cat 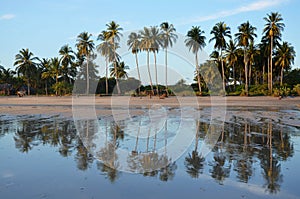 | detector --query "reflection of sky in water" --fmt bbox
[0,109,300,199]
